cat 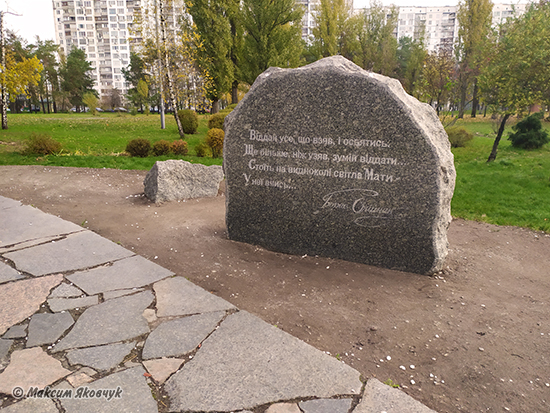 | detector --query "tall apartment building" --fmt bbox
[355,2,530,53]
[52,0,142,101]
[394,5,459,52]
[299,0,355,41]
